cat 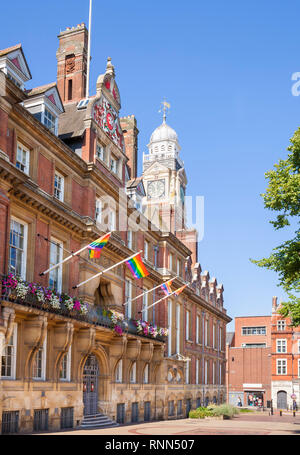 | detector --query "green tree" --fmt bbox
[250,127,300,325]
